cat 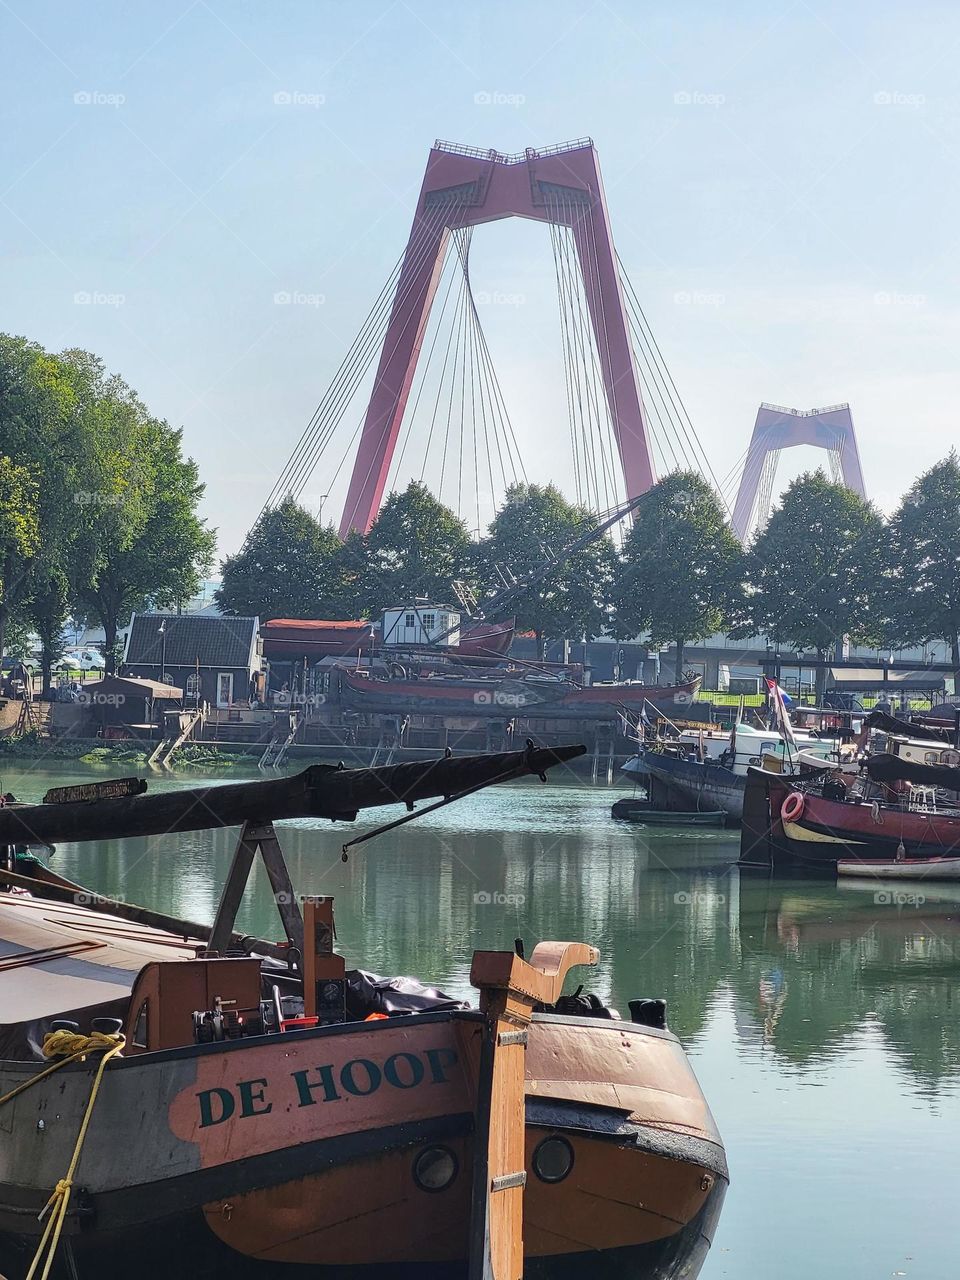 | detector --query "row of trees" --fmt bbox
[218,455,960,692]
[6,328,957,695]
[217,480,615,649]
[0,335,214,682]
